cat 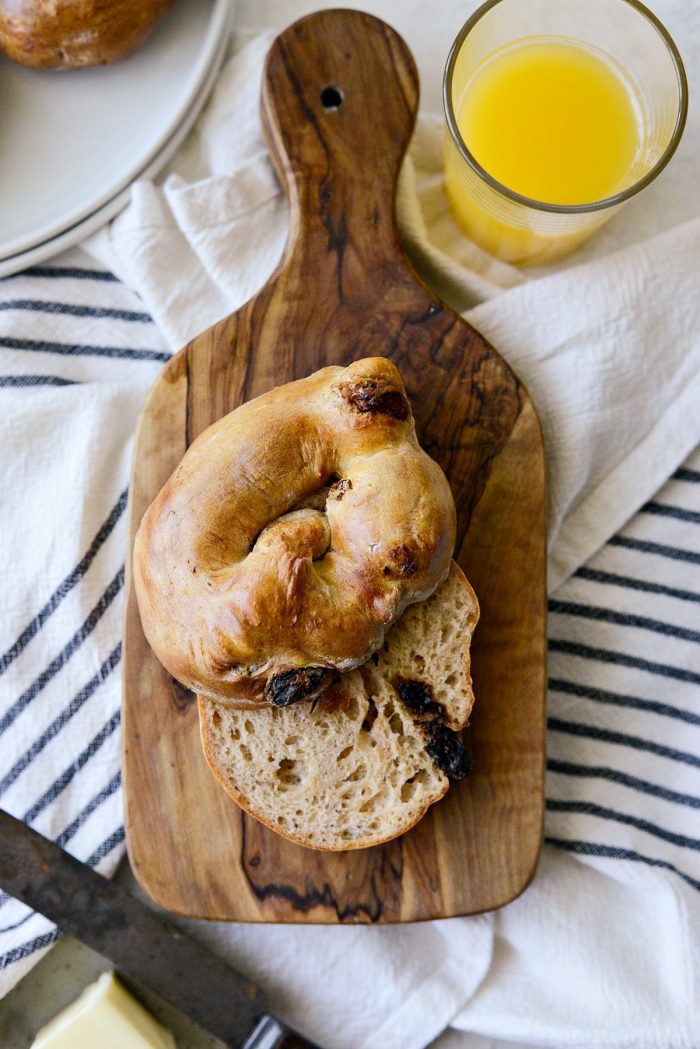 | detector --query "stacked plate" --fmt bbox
[0,0,233,277]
